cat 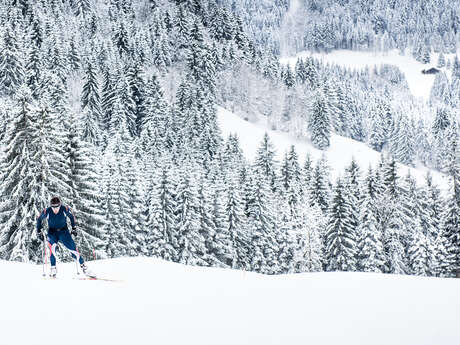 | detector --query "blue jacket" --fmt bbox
[36,206,76,232]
